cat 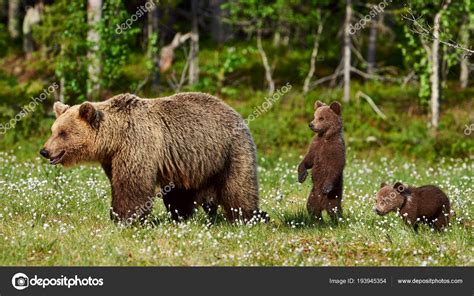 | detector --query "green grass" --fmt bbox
[0,148,472,266]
